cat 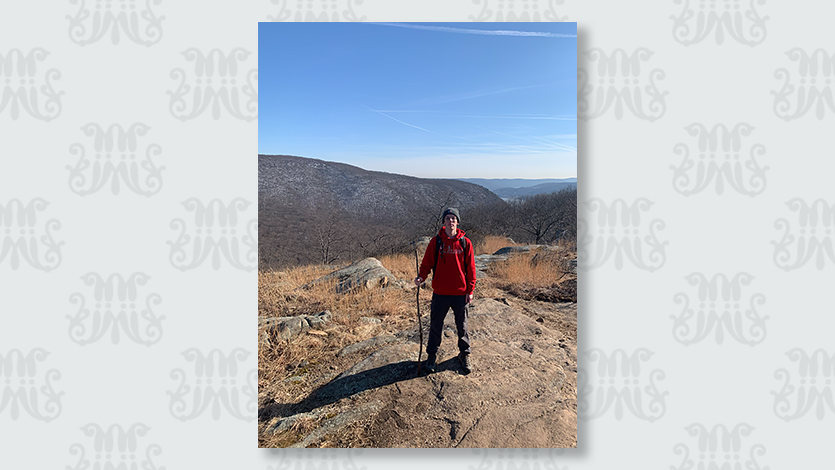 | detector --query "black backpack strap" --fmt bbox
[432,234,442,274]
[460,237,469,278]
[433,235,471,280]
